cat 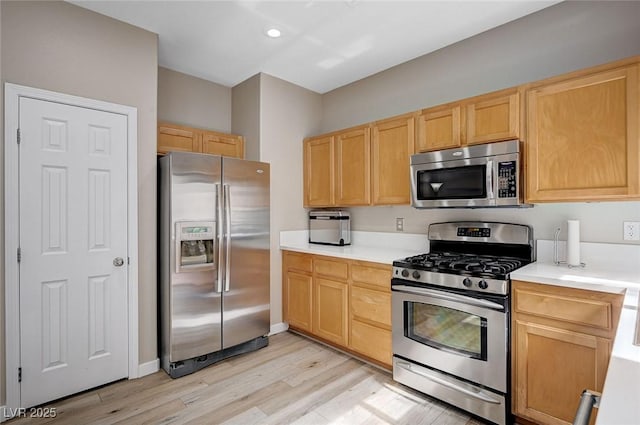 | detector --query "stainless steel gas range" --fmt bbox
[391,222,534,425]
